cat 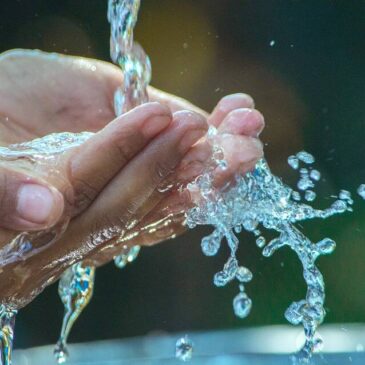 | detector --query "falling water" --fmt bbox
[0,306,16,365]
[54,0,150,362]
[0,1,363,364]
[54,264,95,364]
